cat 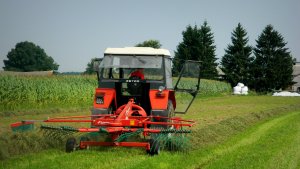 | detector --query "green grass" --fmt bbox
[1,96,300,169]
[2,111,300,169]
[191,111,300,169]
[1,75,300,168]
